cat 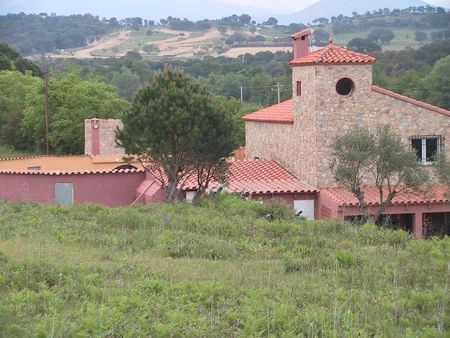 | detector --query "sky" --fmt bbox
[0,0,448,19]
